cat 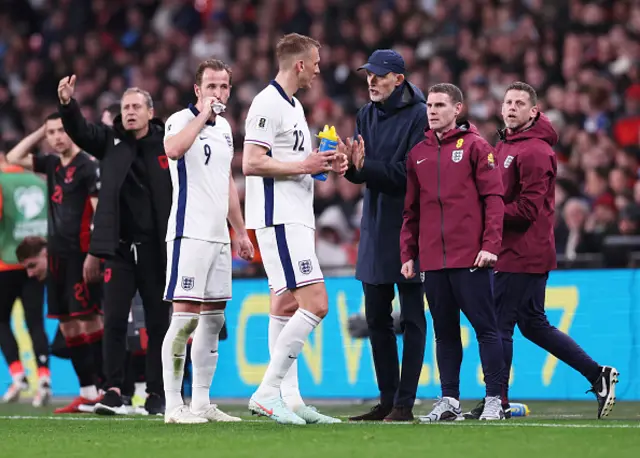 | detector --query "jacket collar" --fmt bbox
[375,81,407,114]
